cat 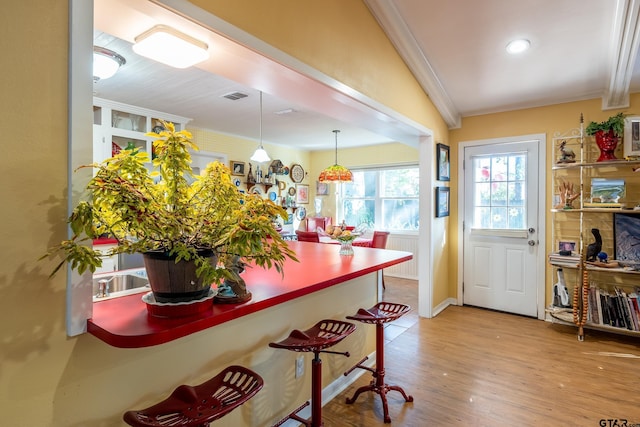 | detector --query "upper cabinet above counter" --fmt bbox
[92,98,191,165]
